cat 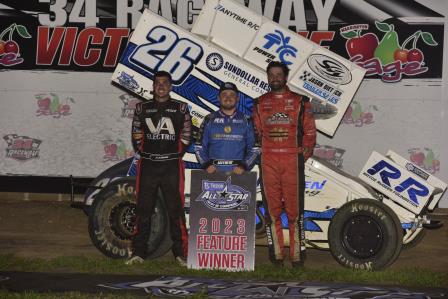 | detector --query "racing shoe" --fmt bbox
[291,251,307,269]
[175,256,187,267]
[125,255,145,265]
